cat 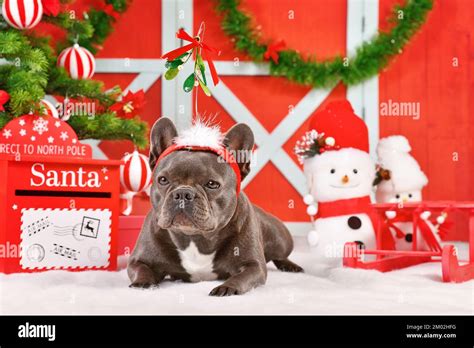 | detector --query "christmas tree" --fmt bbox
[0,0,148,148]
